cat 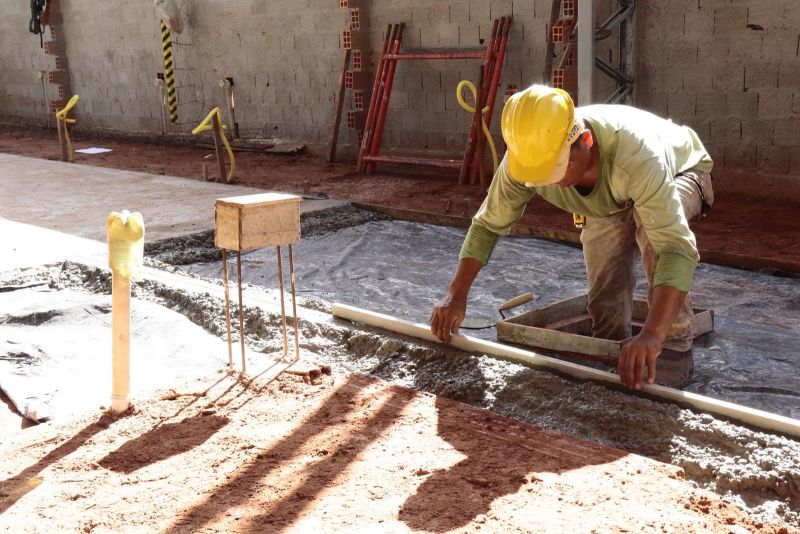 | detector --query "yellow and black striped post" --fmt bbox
[160,20,178,123]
